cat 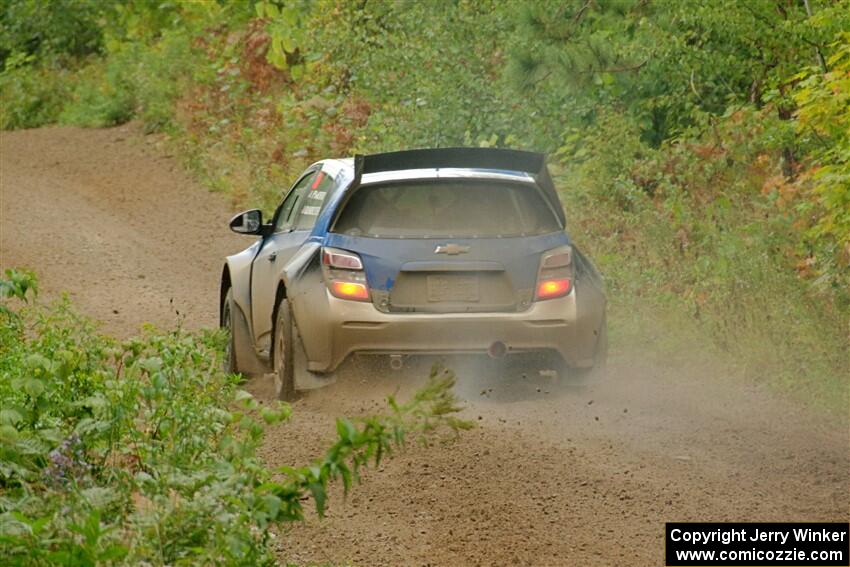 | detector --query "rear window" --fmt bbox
[332,181,560,238]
